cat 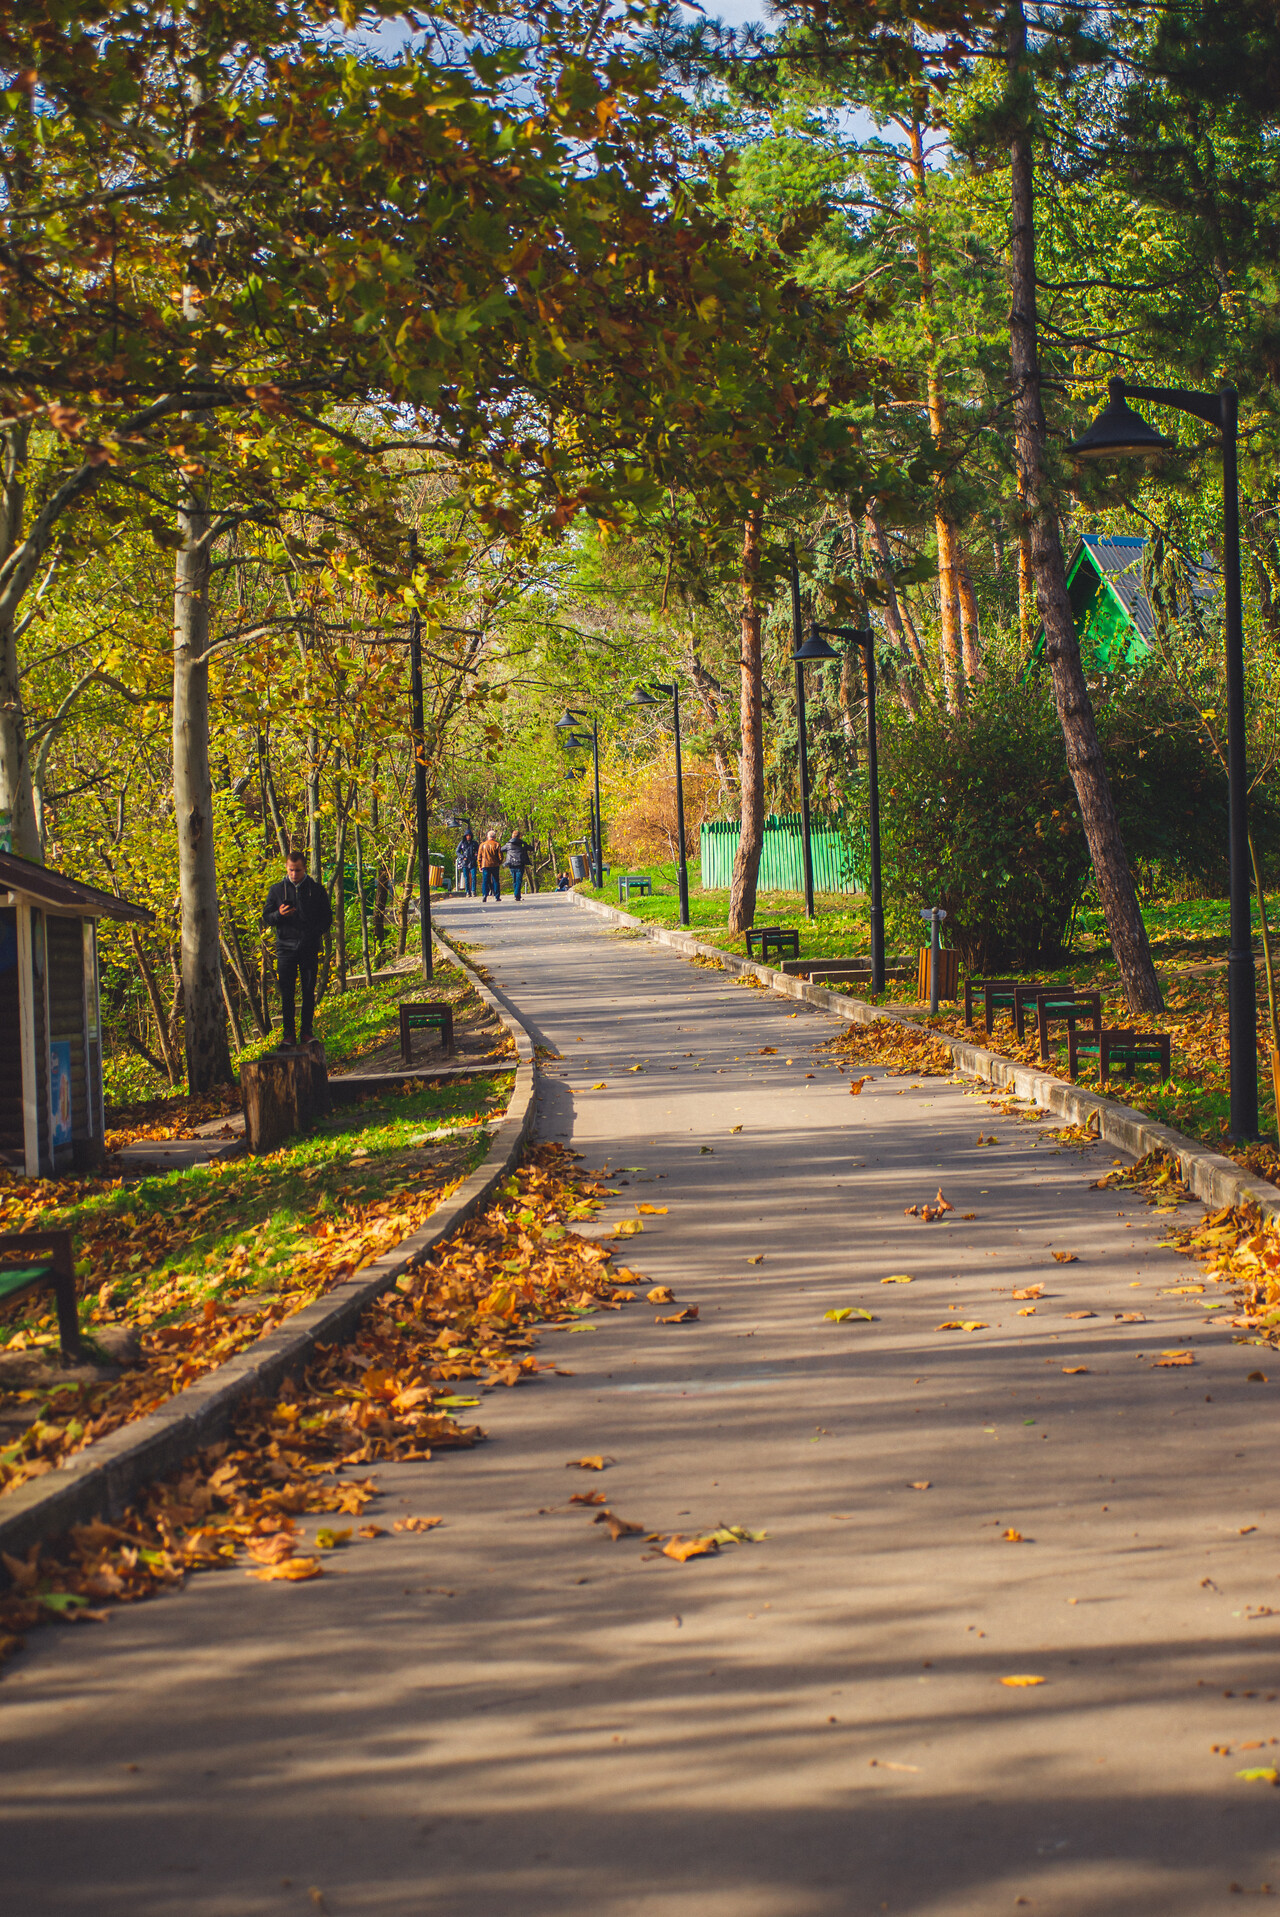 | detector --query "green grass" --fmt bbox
[2,1074,511,1339]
